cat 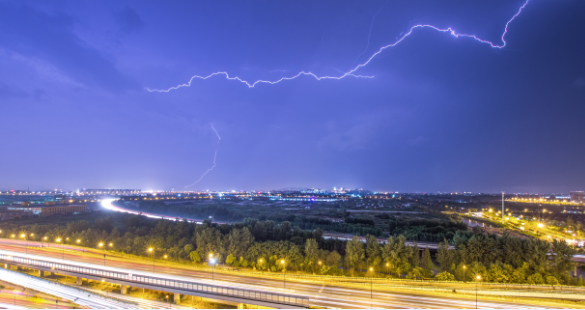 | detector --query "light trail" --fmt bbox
[185,125,221,188]
[146,0,530,92]
[100,198,208,223]
[0,247,563,309]
[0,268,131,309]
